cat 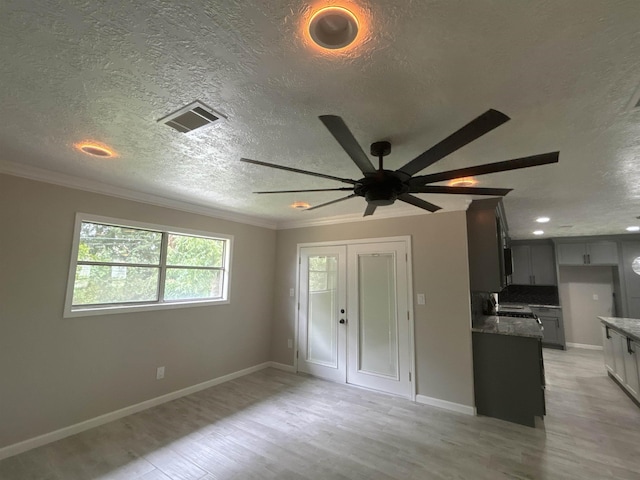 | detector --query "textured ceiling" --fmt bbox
[1,0,640,238]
